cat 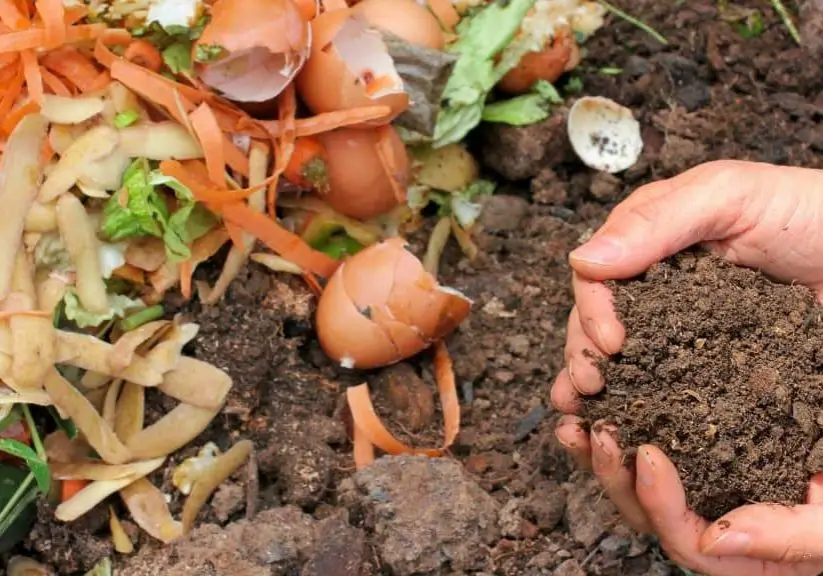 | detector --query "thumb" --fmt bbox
[700,502,823,562]
[569,161,764,280]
